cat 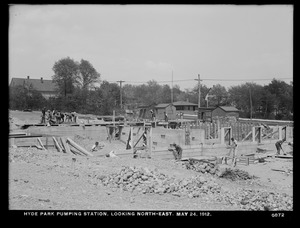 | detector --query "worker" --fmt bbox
[223,137,238,167]
[41,107,46,124]
[91,142,99,152]
[164,112,168,122]
[150,110,155,121]
[169,143,182,161]
[275,139,286,155]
